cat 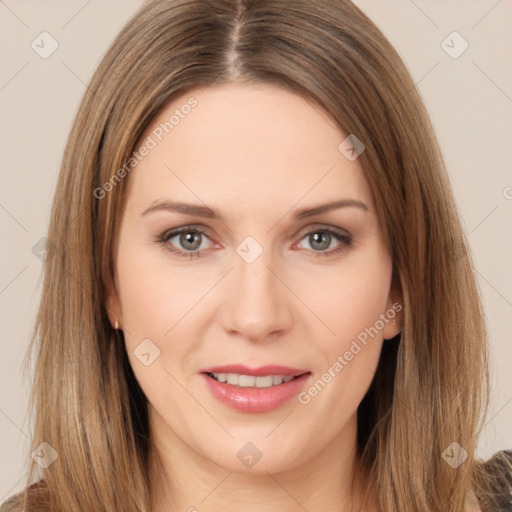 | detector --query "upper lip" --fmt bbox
[200,364,310,377]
